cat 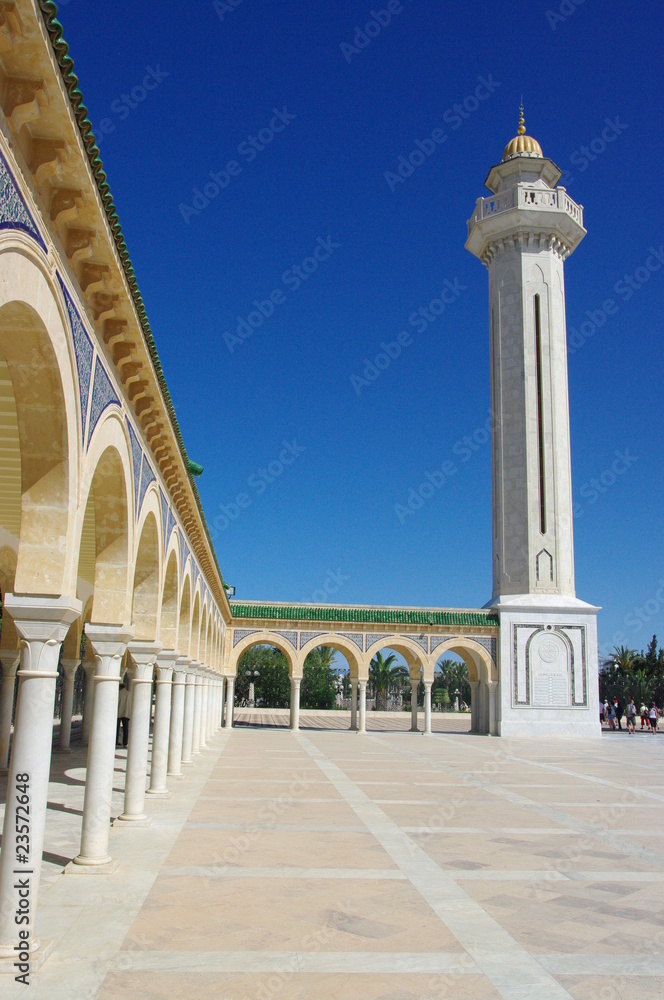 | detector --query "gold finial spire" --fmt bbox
[502,102,543,161]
